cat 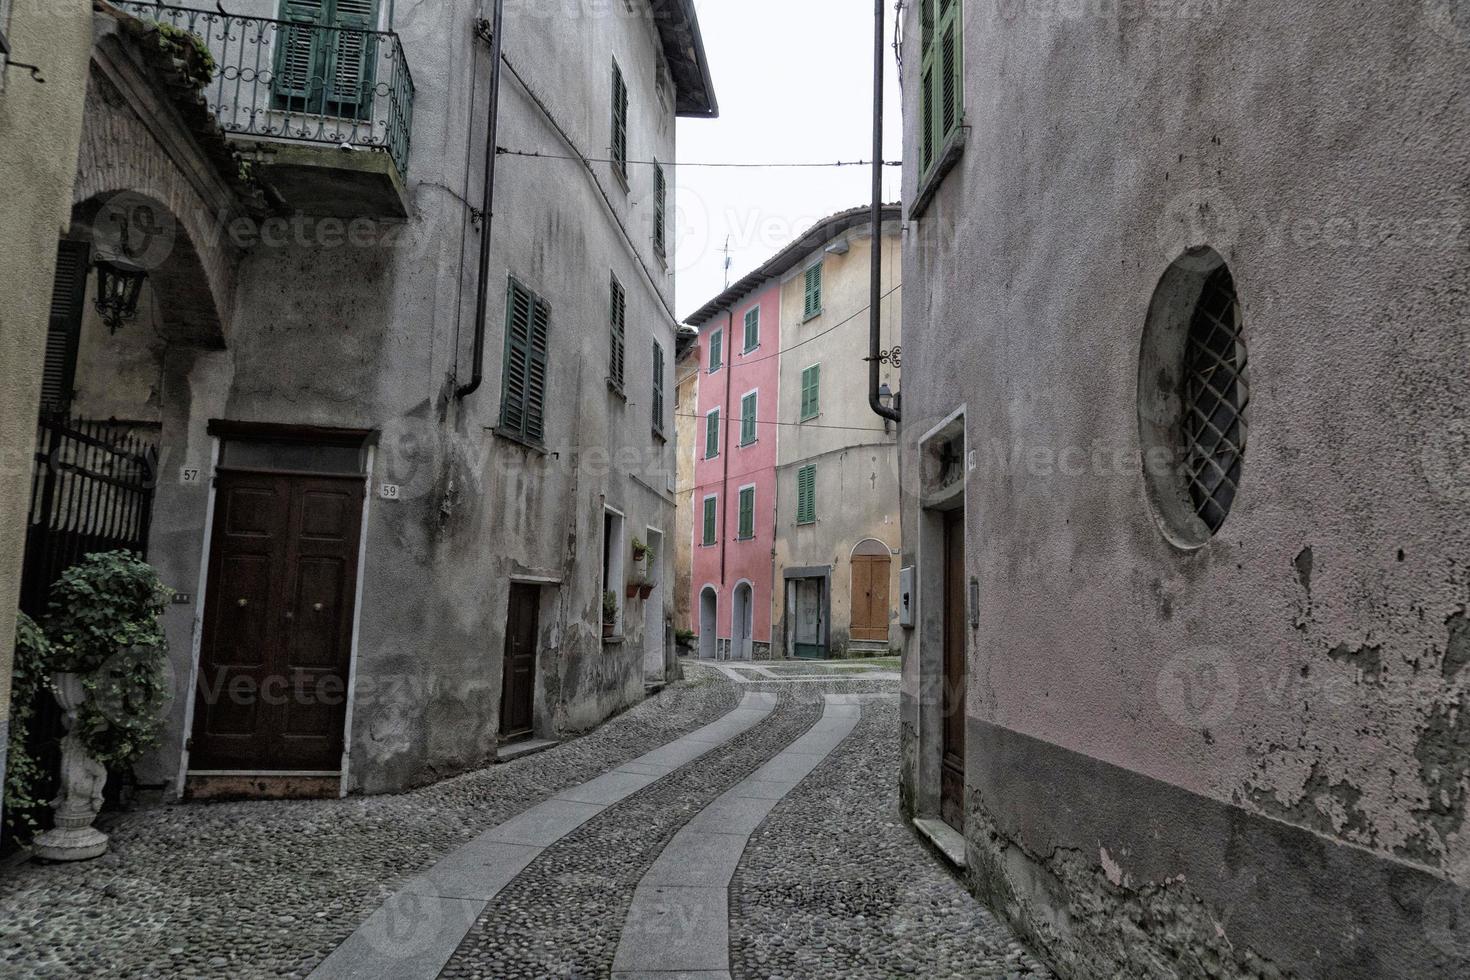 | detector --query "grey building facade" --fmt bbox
[19,0,714,800]
[896,2,1469,978]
